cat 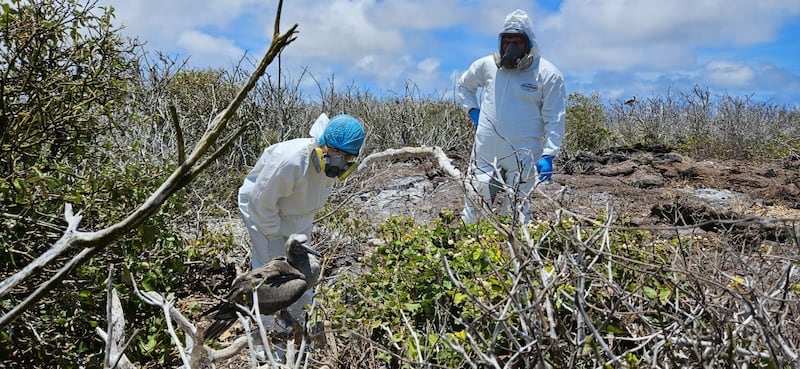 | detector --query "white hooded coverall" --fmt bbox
[238,133,335,322]
[457,9,567,223]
